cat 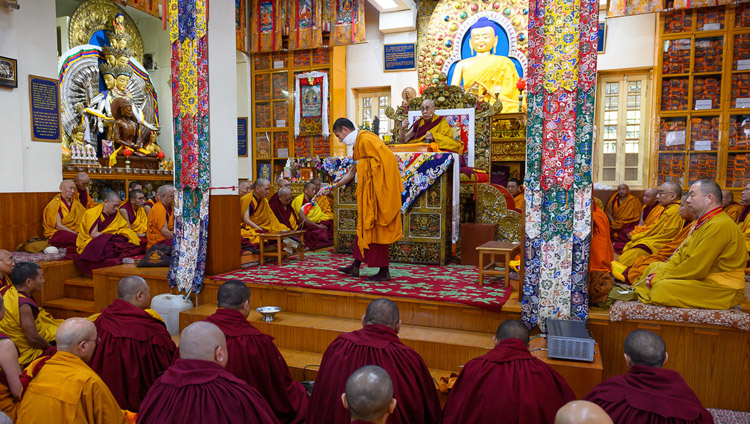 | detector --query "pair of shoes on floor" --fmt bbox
[282,246,294,255]
[338,265,360,277]
[365,271,391,282]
